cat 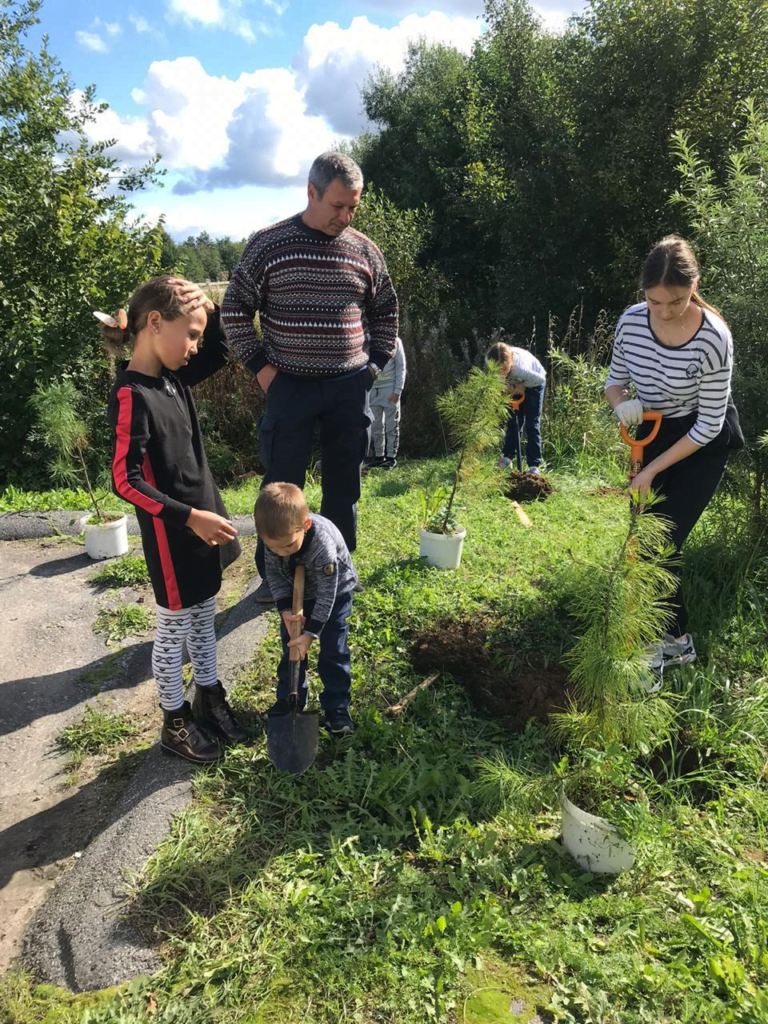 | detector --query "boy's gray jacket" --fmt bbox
[375,336,406,393]
[264,514,358,635]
